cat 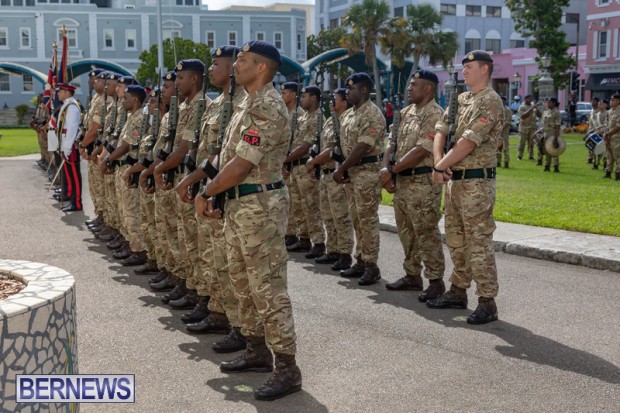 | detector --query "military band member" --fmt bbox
[334,73,386,286]
[517,95,540,161]
[200,40,301,401]
[541,97,561,173]
[430,50,502,325]
[380,70,446,301]
[283,85,326,258]
[585,97,601,168]
[604,94,620,180]
[55,83,82,212]
[305,88,354,270]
